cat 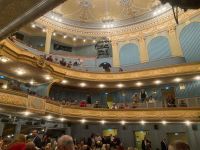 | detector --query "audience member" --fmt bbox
[161,138,168,150]
[57,135,74,150]
[32,130,42,149]
[142,136,151,150]
[140,89,148,103]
